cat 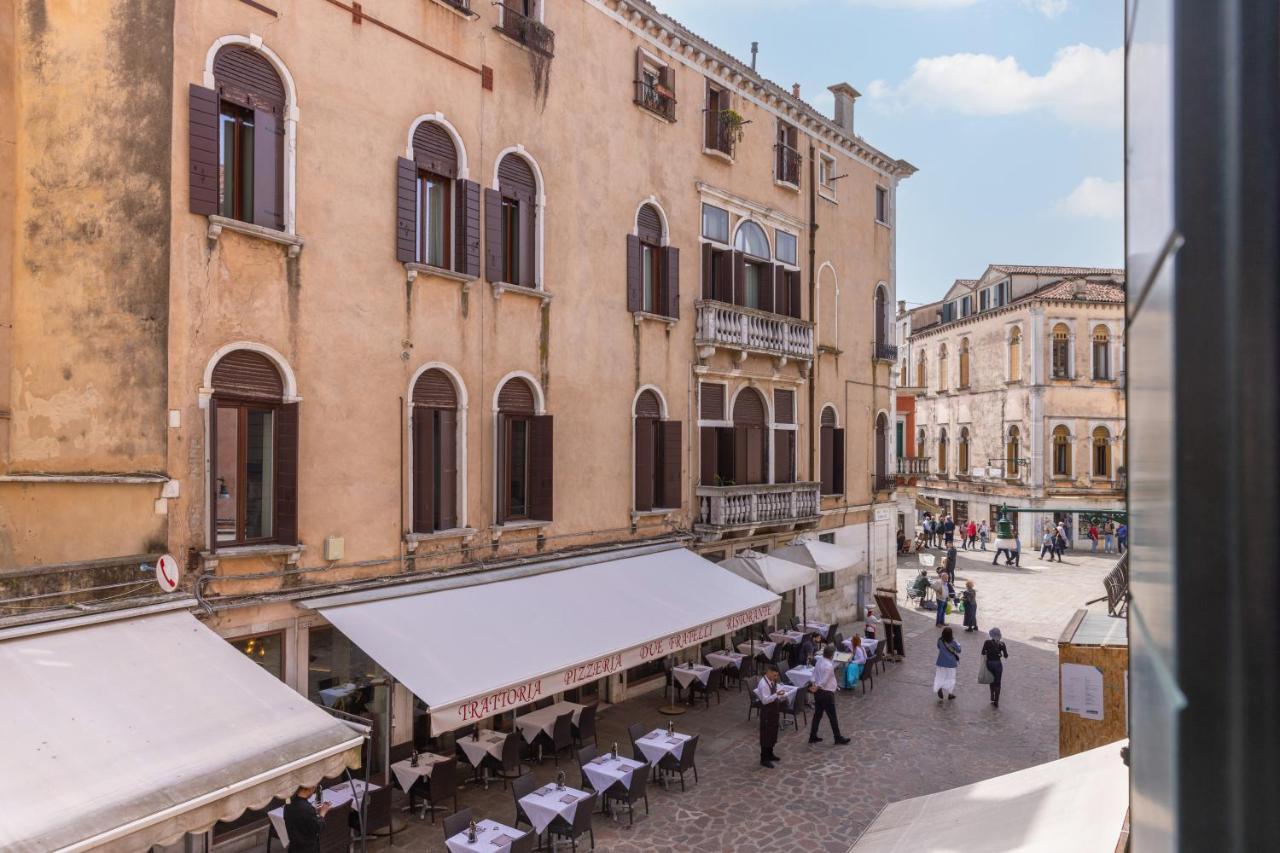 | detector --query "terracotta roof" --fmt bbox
[1035,279,1127,303]
[989,264,1125,276]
